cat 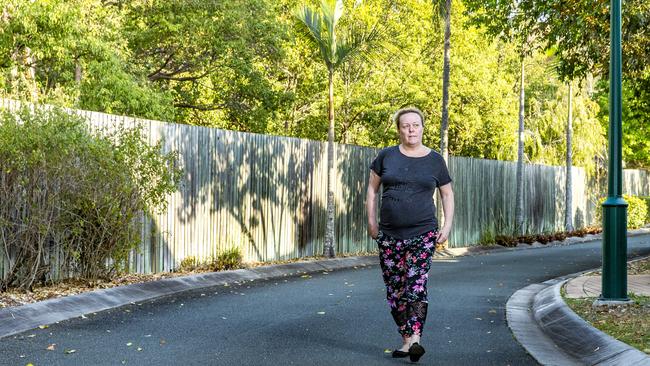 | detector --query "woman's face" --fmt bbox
[398,112,424,146]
